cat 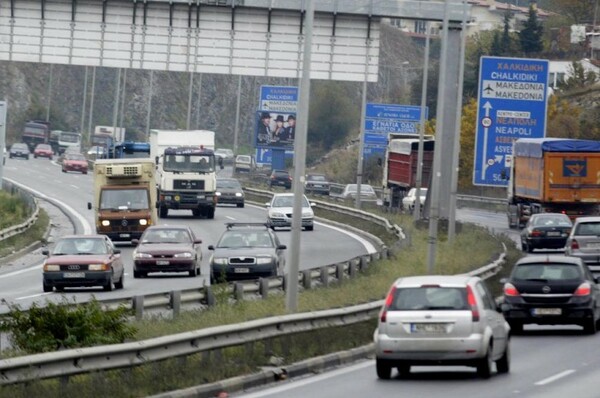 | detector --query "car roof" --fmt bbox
[60,235,107,240]
[573,216,600,224]
[391,274,476,288]
[515,255,583,266]
[144,225,191,231]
